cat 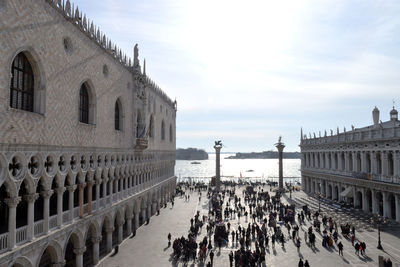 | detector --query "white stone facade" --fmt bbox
[0,0,177,266]
[300,107,400,223]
